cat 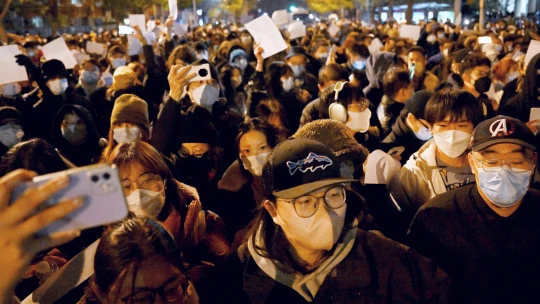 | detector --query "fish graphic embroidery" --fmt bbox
[286,152,333,175]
